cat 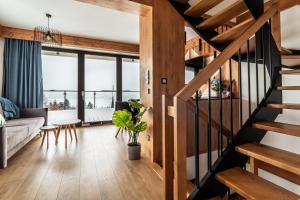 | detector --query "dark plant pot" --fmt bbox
[128,143,141,160]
